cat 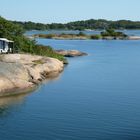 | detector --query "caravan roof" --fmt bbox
[0,38,14,43]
